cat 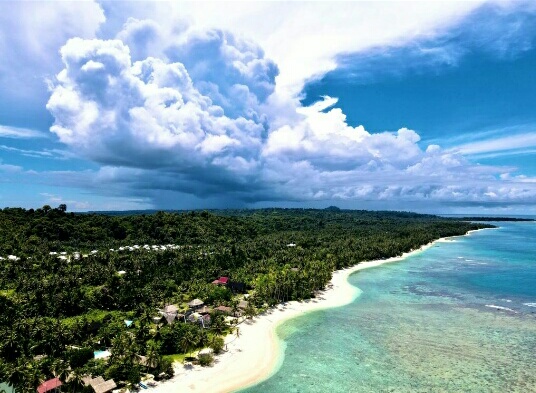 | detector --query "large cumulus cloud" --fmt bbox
[45,26,536,208]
